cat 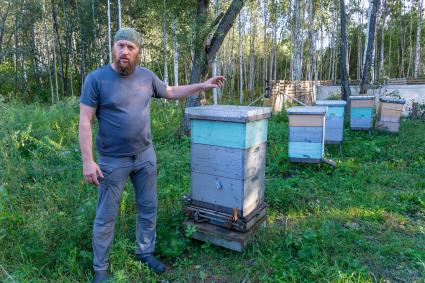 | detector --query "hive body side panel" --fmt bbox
[191,120,247,149]
[191,172,244,211]
[288,115,324,127]
[381,102,403,111]
[326,107,345,117]
[289,126,323,143]
[191,144,244,179]
[288,142,323,159]
[351,99,374,108]
[245,119,268,148]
